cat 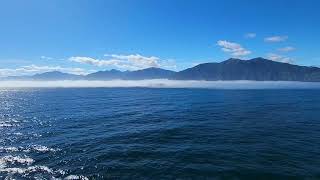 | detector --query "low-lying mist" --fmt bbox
[0,80,320,89]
